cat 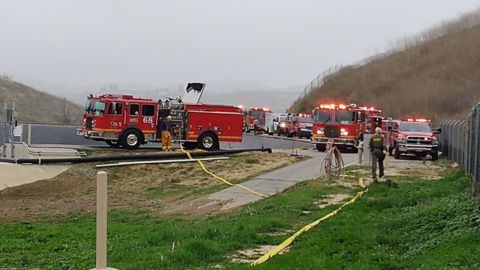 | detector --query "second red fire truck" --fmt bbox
[244,107,272,133]
[311,103,383,151]
[77,83,244,150]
